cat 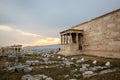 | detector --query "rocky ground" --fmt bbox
[0,53,120,80]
